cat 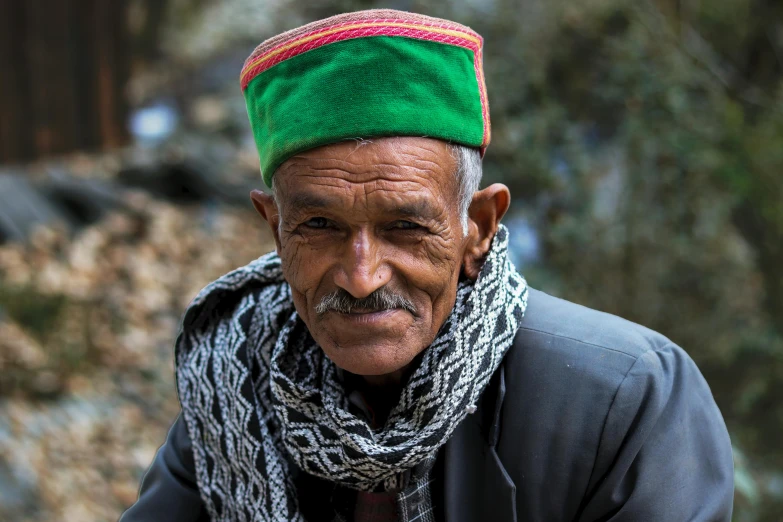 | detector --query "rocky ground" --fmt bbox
[0,172,272,521]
